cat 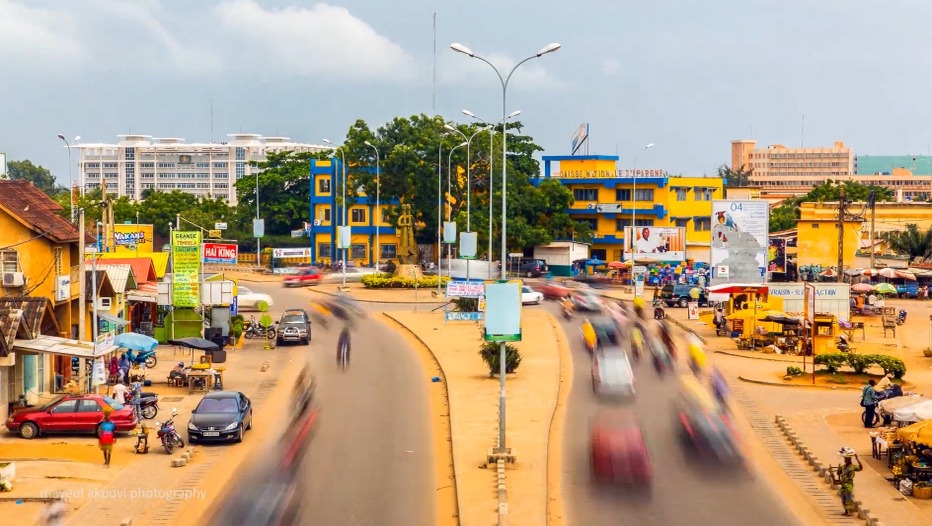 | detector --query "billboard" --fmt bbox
[768,238,787,273]
[623,226,686,262]
[571,123,589,155]
[711,200,769,284]
[171,231,201,307]
[203,243,238,265]
[113,224,154,253]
